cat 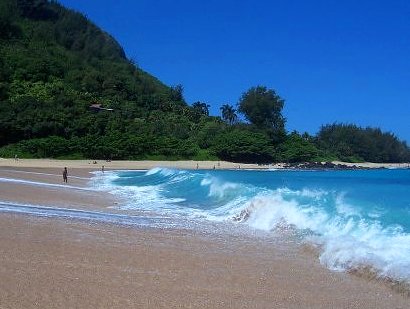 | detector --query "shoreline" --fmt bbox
[0,158,262,171]
[1,158,409,171]
[0,166,409,308]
